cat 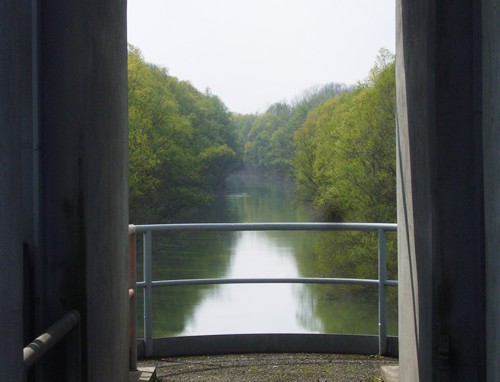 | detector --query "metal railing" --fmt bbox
[129,222,397,360]
[23,310,81,370]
